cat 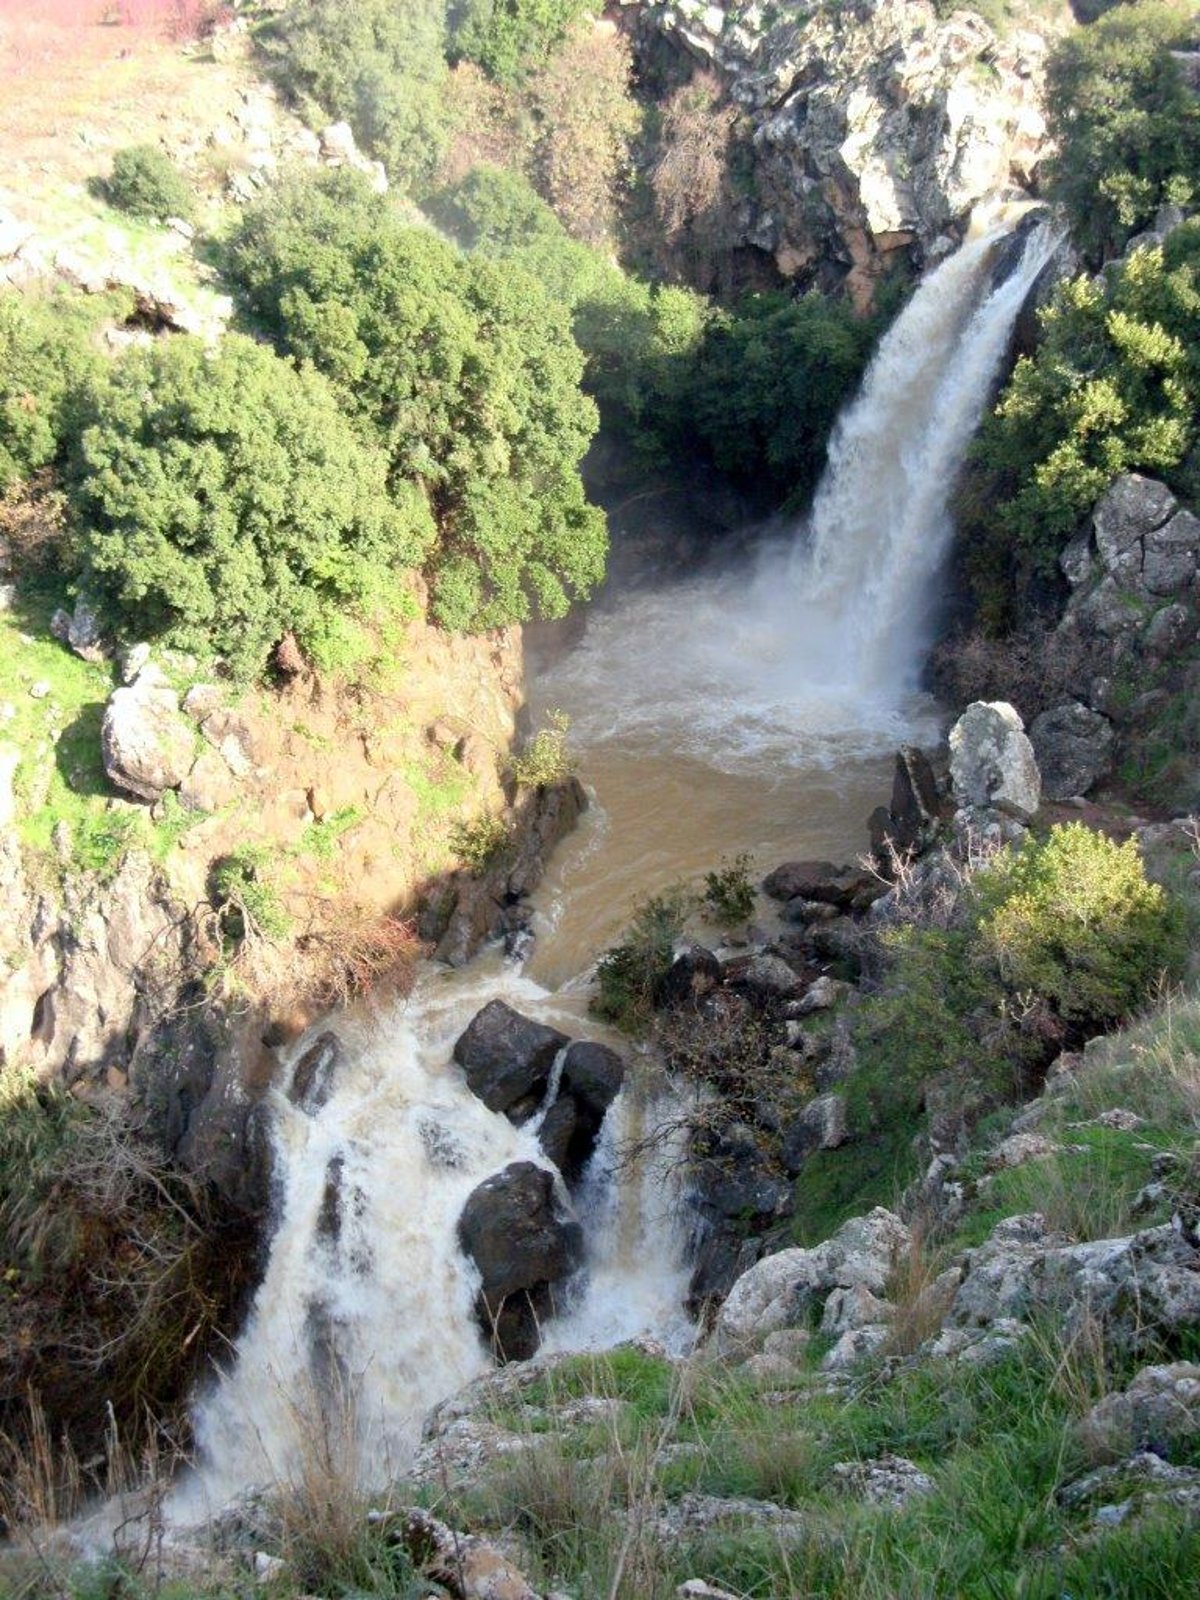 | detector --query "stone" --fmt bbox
[1141,602,1195,659]
[678,1583,742,1600]
[780,1093,849,1173]
[690,1123,792,1222]
[457,1161,583,1361]
[182,683,222,720]
[984,1132,1060,1172]
[178,747,238,813]
[1059,529,1095,588]
[1059,1452,1200,1519]
[555,1040,625,1172]
[1141,509,1200,595]
[794,974,850,1014]
[1079,1363,1200,1462]
[452,1000,569,1118]
[389,1506,541,1600]
[762,860,873,907]
[661,945,723,1007]
[64,596,104,661]
[1093,474,1177,575]
[1028,701,1114,800]
[288,1031,342,1114]
[948,701,1041,821]
[871,743,941,858]
[831,1454,935,1508]
[714,1207,909,1353]
[736,952,804,997]
[101,678,195,802]
[118,642,152,684]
